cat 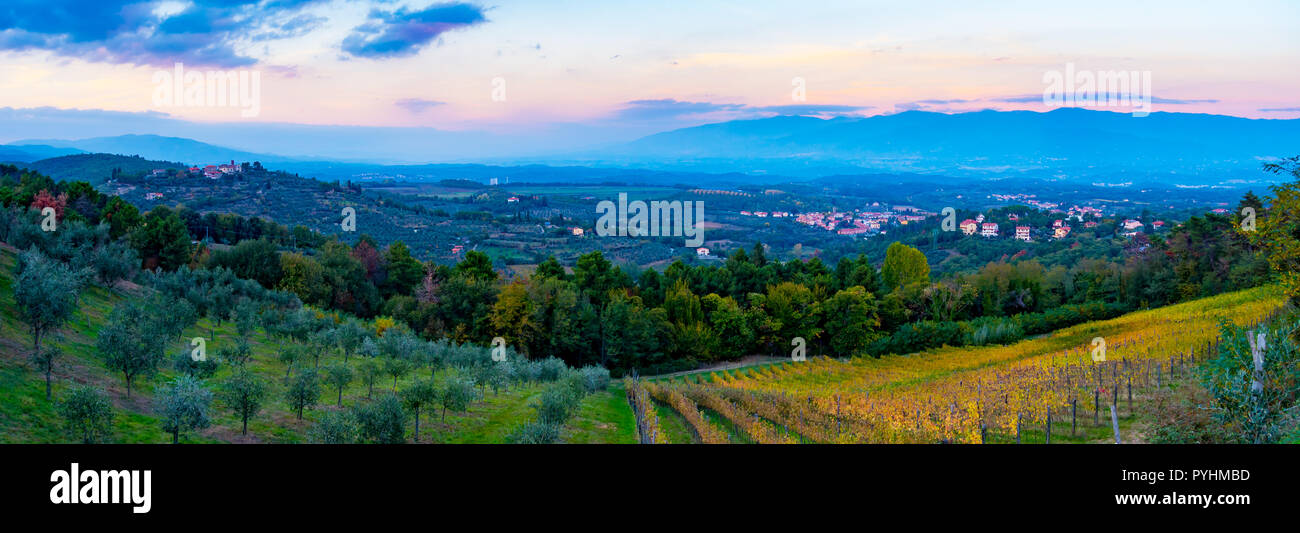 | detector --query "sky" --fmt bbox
[1,0,1298,154]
